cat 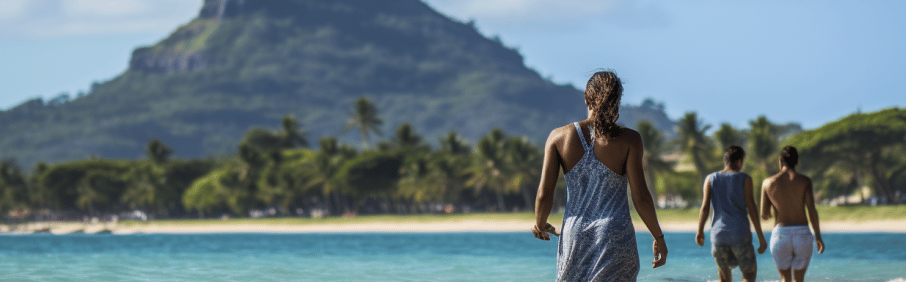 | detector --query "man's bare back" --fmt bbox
[760,170,813,227]
[761,146,824,282]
